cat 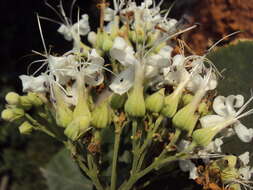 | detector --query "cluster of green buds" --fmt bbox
[1,0,253,190]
